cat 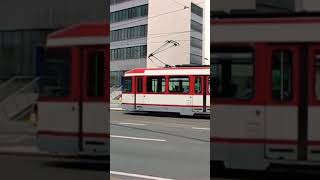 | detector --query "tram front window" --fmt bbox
[40,48,71,97]
[212,49,254,100]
